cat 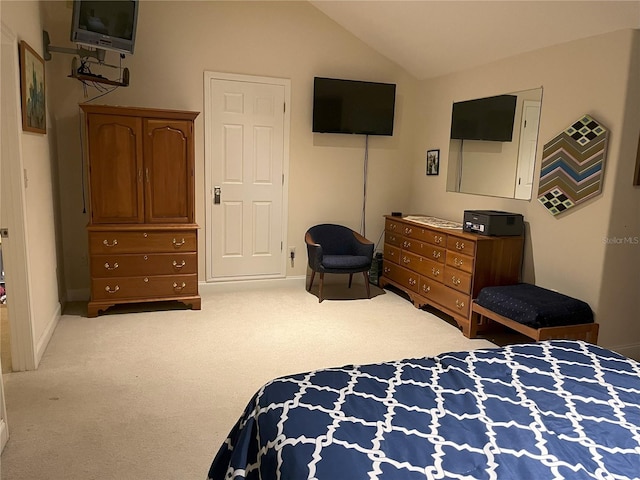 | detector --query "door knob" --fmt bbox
[214,186,221,204]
